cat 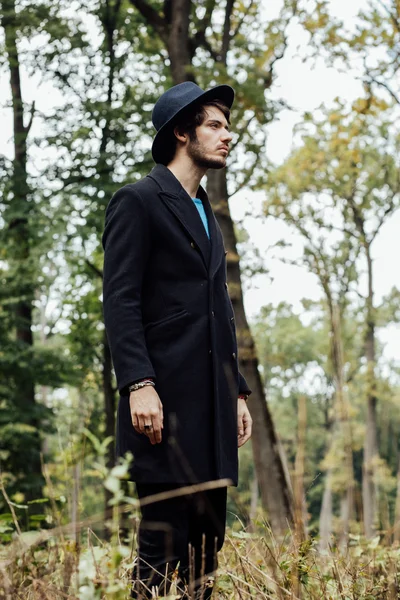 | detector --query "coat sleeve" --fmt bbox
[238,371,251,396]
[102,185,156,394]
